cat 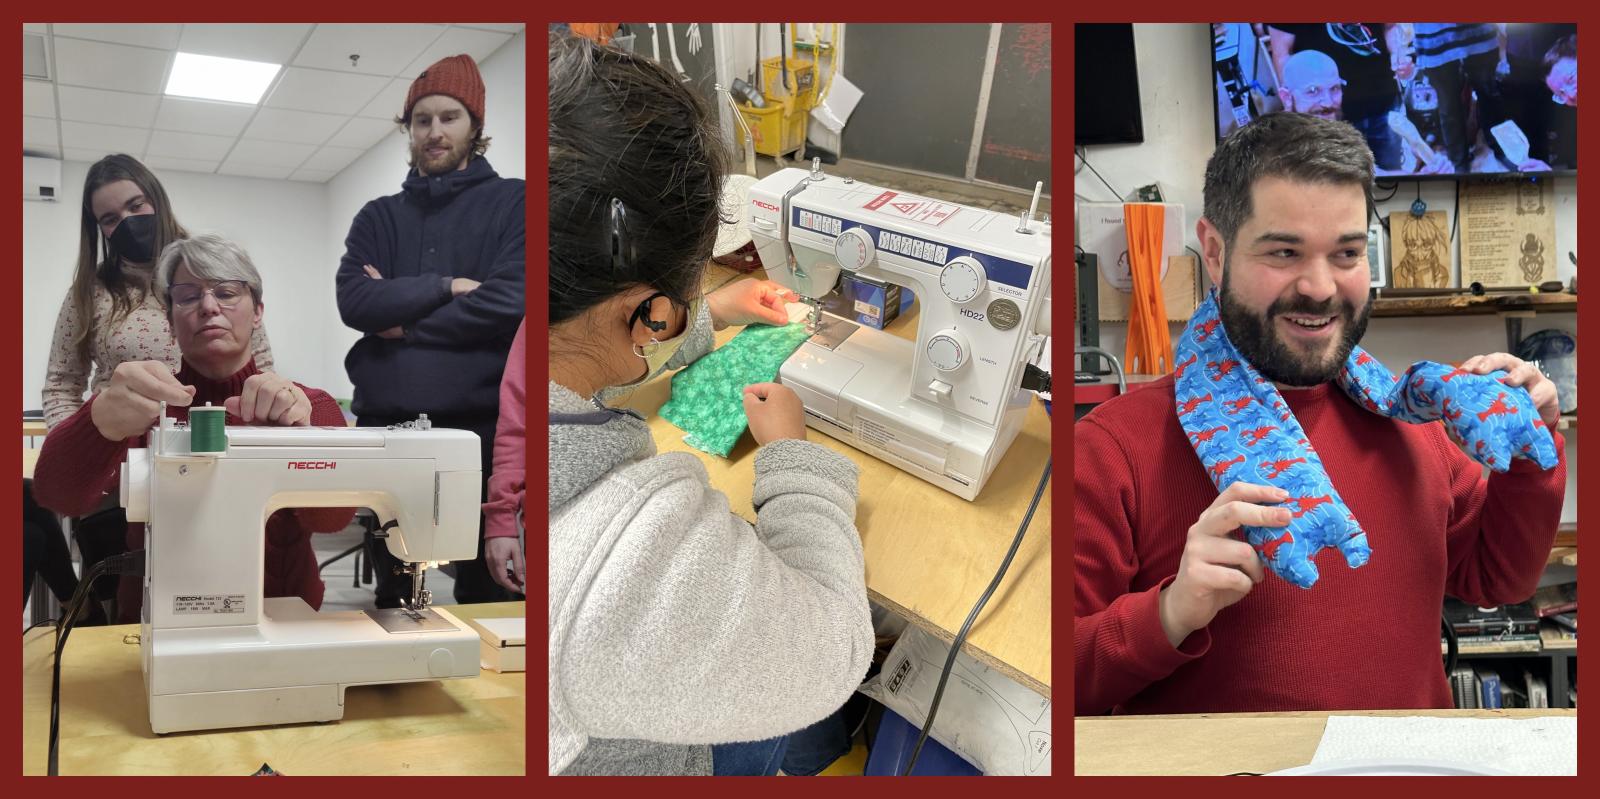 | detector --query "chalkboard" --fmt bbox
[840,24,992,179]
[618,23,721,118]
[976,23,1052,193]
